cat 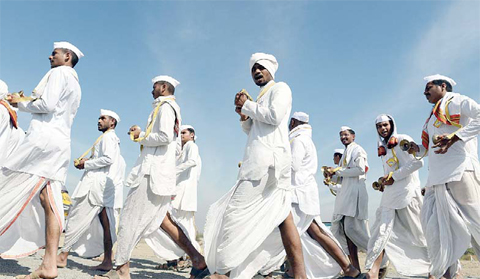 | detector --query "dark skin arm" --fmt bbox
[432,134,460,154]
[234,91,249,121]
